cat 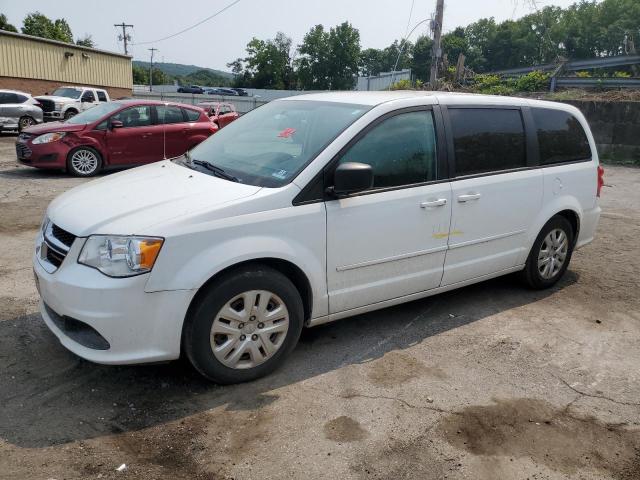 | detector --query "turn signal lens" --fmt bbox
[127,239,163,270]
